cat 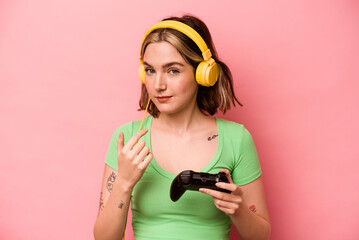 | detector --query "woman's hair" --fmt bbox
[138,14,241,117]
